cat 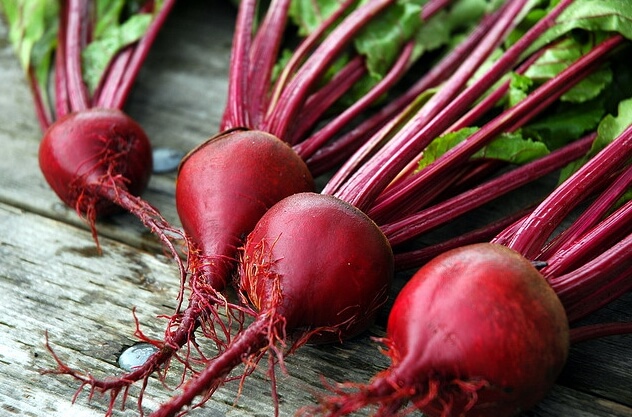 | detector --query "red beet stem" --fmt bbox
[364,36,623,223]
[50,0,175,116]
[570,321,632,344]
[109,0,177,109]
[330,0,535,210]
[64,0,90,112]
[295,42,414,163]
[380,134,595,246]
[288,56,368,145]
[94,47,134,108]
[54,1,71,120]
[506,120,632,258]
[262,0,398,140]
[447,46,546,132]
[317,10,496,189]
[92,0,177,109]
[288,0,450,152]
[542,198,632,277]
[220,0,256,129]
[563,263,632,323]
[91,1,158,106]
[267,0,358,115]
[421,0,451,20]
[393,208,533,271]
[547,232,632,316]
[539,165,632,261]
[245,0,291,125]
[27,66,54,130]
